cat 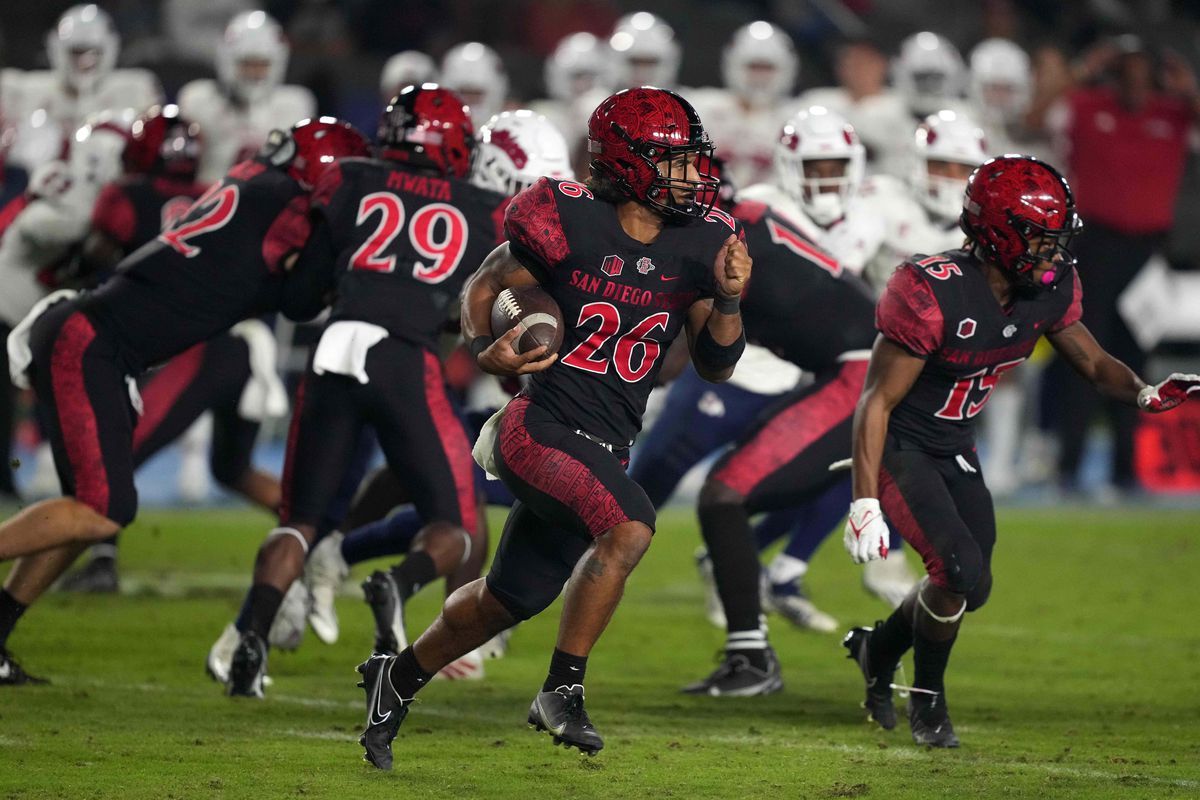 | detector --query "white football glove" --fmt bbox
[844,498,889,564]
[1137,373,1200,413]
